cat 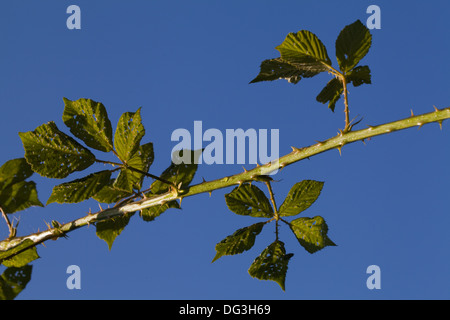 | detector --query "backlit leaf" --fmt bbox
[113,142,154,193]
[140,200,180,222]
[212,222,265,262]
[0,181,43,214]
[92,179,132,204]
[1,247,39,268]
[0,239,34,262]
[248,240,293,291]
[225,184,273,218]
[19,122,95,179]
[0,158,33,192]
[250,58,303,84]
[289,216,336,253]
[150,149,202,194]
[347,65,372,87]
[62,98,114,152]
[335,20,372,72]
[276,30,331,77]
[0,265,33,300]
[114,108,145,163]
[278,180,324,217]
[47,170,111,205]
[316,78,343,112]
[96,212,134,250]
